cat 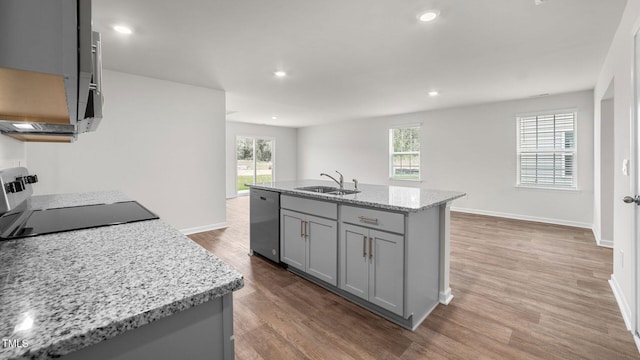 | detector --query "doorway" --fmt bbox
[236,137,274,195]
[634,24,640,346]
[600,80,615,247]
